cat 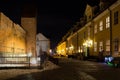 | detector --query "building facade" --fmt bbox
[57,41,66,56]
[0,12,26,57]
[21,3,37,58]
[0,12,28,66]
[0,3,37,65]
[56,0,120,60]
[36,33,50,57]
